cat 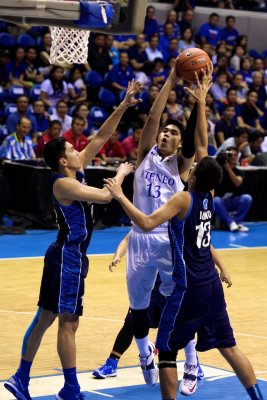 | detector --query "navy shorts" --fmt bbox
[156,278,236,352]
[38,242,87,316]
